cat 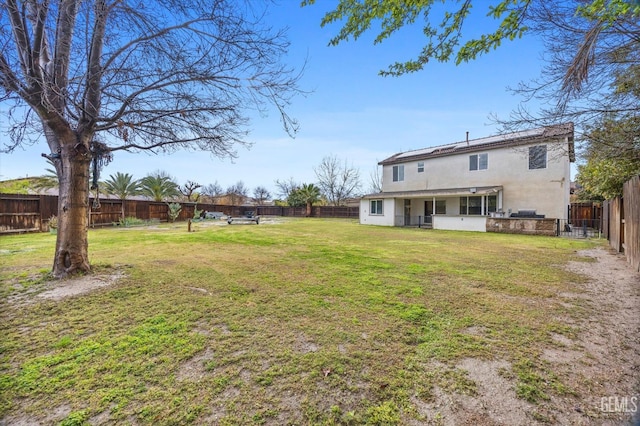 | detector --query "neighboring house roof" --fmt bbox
[362,186,503,199]
[379,123,575,165]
